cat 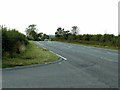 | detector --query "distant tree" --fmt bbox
[54,26,119,48]
[90,34,102,41]
[25,24,38,40]
[78,34,83,40]
[63,30,70,40]
[42,34,49,40]
[67,33,73,42]
[55,27,64,37]
[71,26,79,35]
[37,32,43,40]
[82,34,91,41]
[55,27,72,41]
[30,30,38,41]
